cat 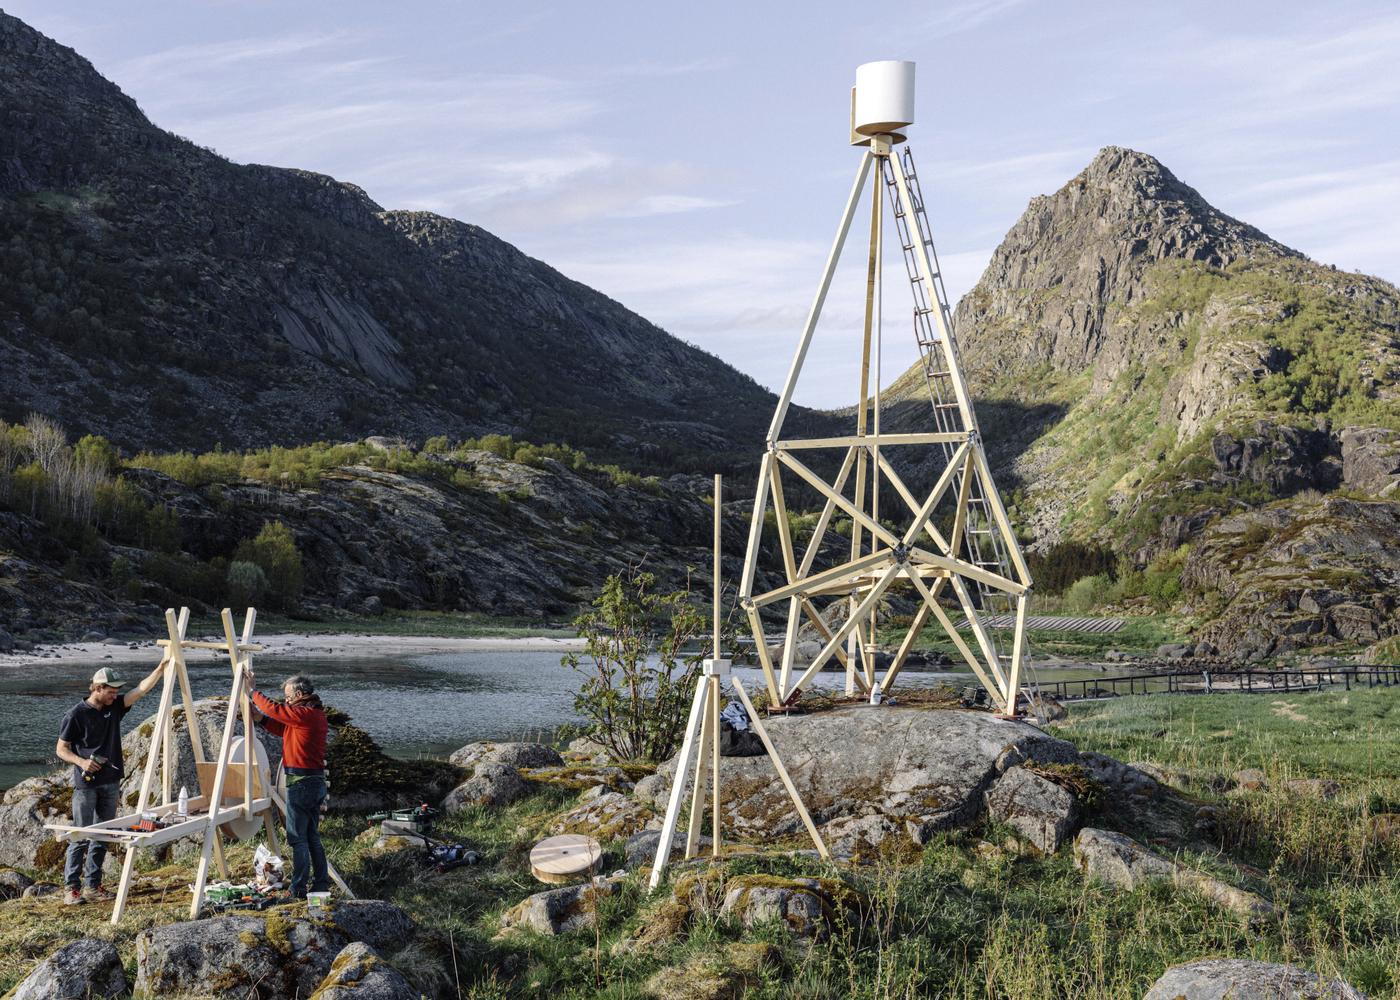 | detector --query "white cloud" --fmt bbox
[917,0,1030,39]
